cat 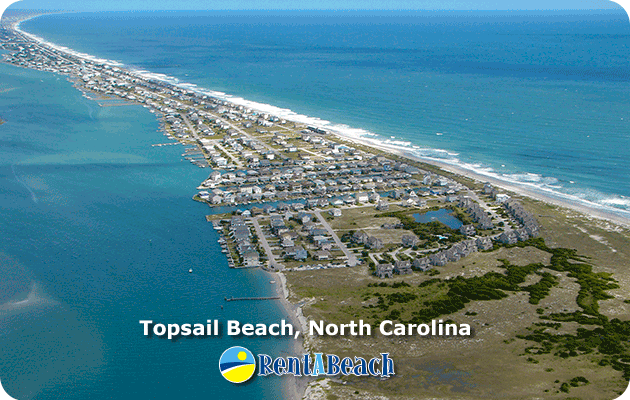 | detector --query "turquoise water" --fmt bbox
[3,9,630,398]
[414,209,463,229]
[18,10,630,217]
[0,63,293,399]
